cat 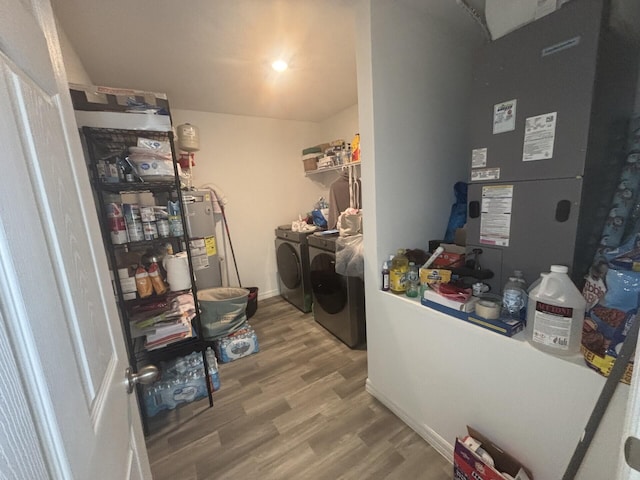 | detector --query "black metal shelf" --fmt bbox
[97,181,176,194]
[80,124,213,435]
